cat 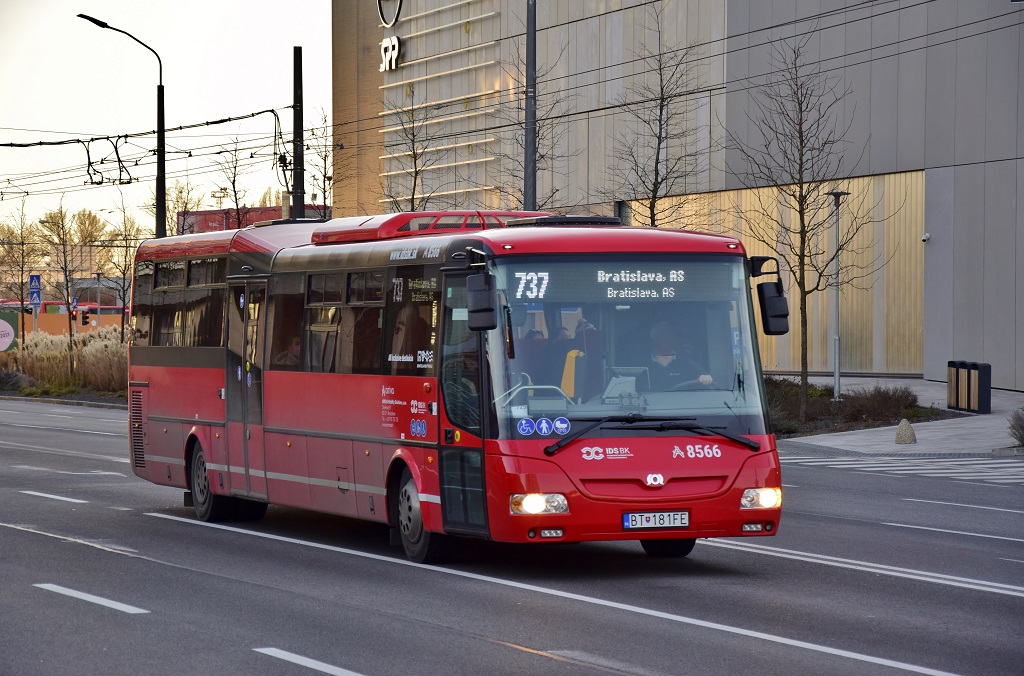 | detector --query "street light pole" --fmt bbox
[77,14,166,238]
[95,272,102,326]
[826,190,850,401]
